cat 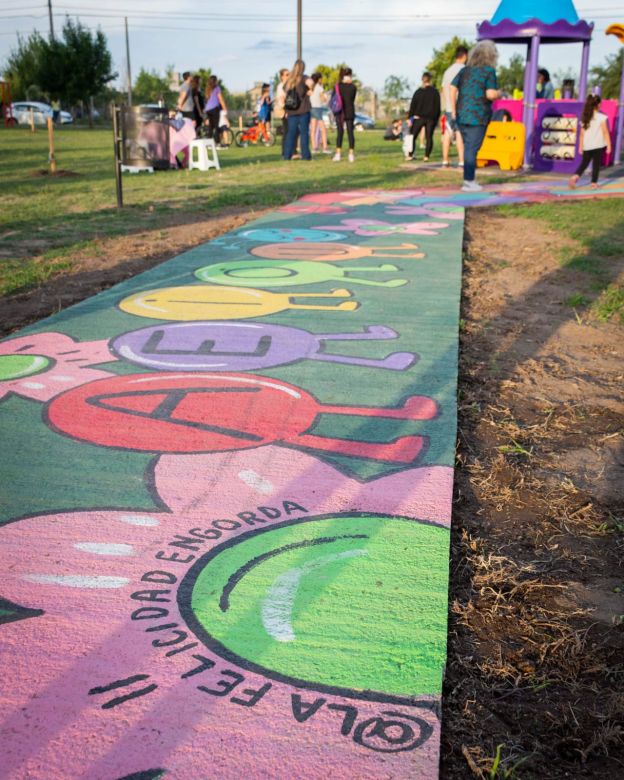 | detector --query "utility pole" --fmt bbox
[125,17,132,106]
[297,0,302,60]
[48,0,55,41]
